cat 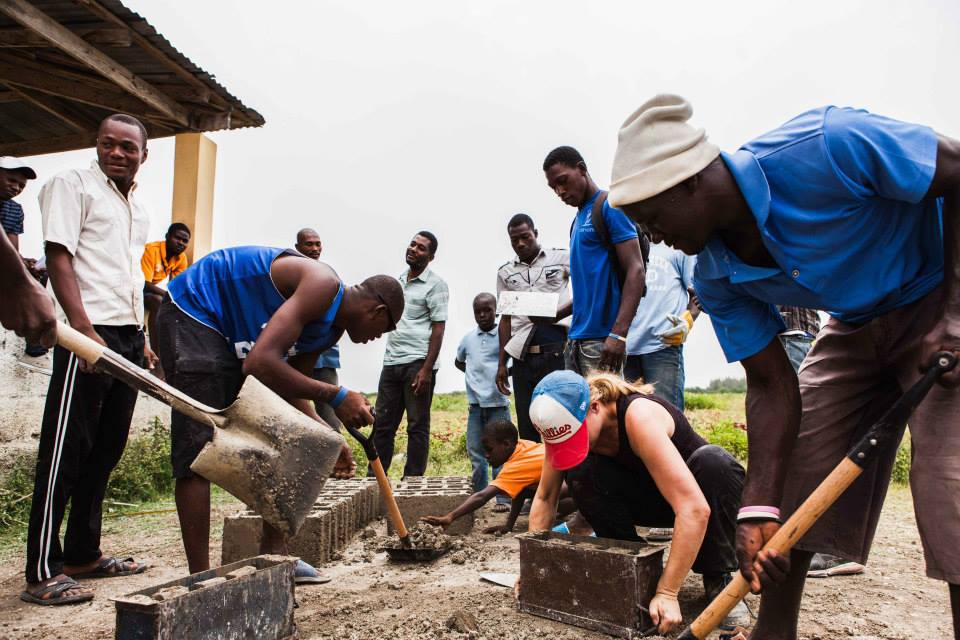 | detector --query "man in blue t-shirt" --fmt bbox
[542,146,646,375]
[625,242,699,410]
[609,94,960,638]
